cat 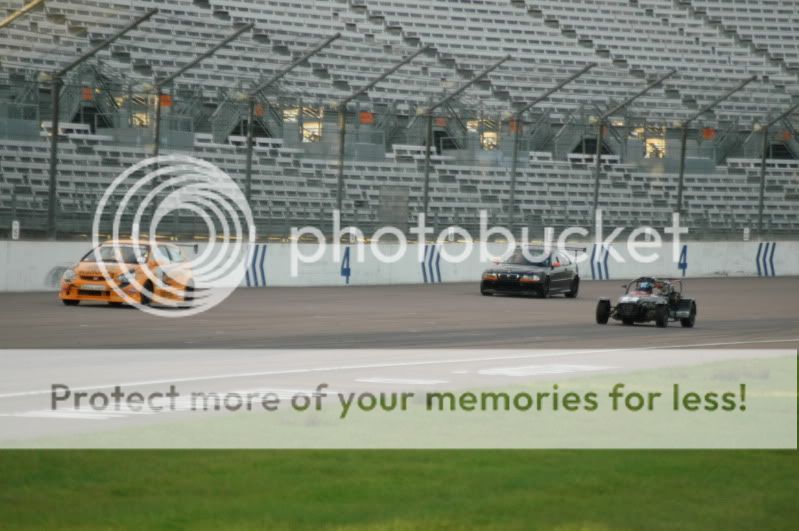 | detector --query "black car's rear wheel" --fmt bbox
[565,277,579,298]
[681,301,697,328]
[596,300,610,325]
[655,305,669,328]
